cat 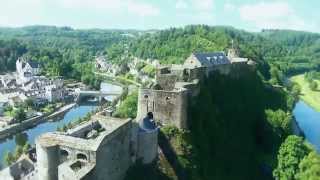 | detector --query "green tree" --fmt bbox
[22,143,31,154]
[13,108,26,123]
[4,151,14,166]
[265,109,292,138]
[14,146,23,160]
[114,91,138,118]
[291,84,301,98]
[296,151,320,180]
[273,135,311,180]
[4,105,13,112]
[15,133,28,146]
[24,98,35,109]
[309,80,318,91]
[270,65,284,85]
[141,65,156,77]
